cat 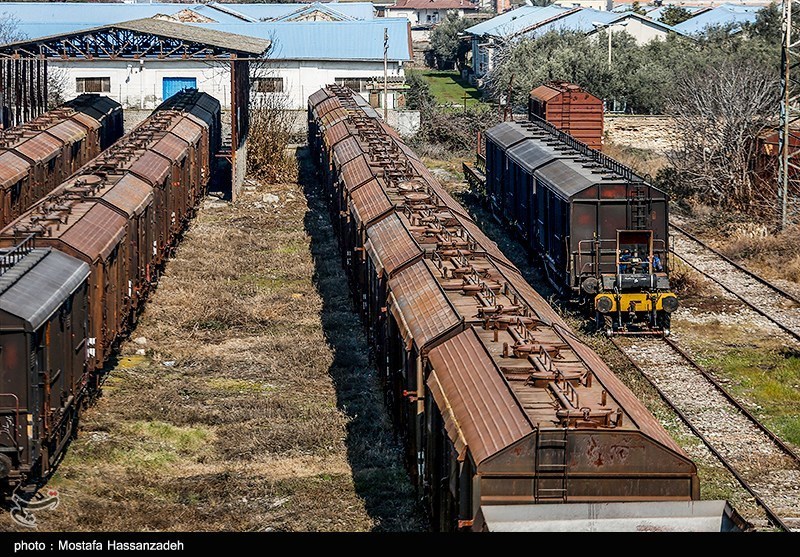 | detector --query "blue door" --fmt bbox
[163,77,197,100]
